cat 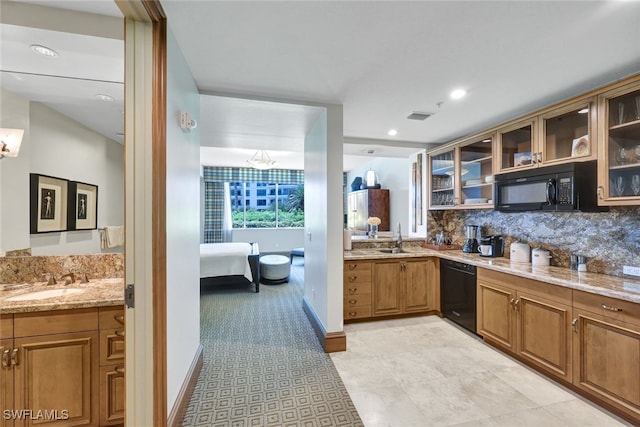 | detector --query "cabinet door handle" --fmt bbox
[538,152,542,163]
[509,298,516,310]
[514,299,520,311]
[348,288,357,294]
[597,186,604,200]
[2,349,9,368]
[115,329,125,337]
[602,304,622,312]
[348,264,357,270]
[10,348,19,366]
[572,318,578,333]
[115,365,125,374]
[114,315,125,324]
